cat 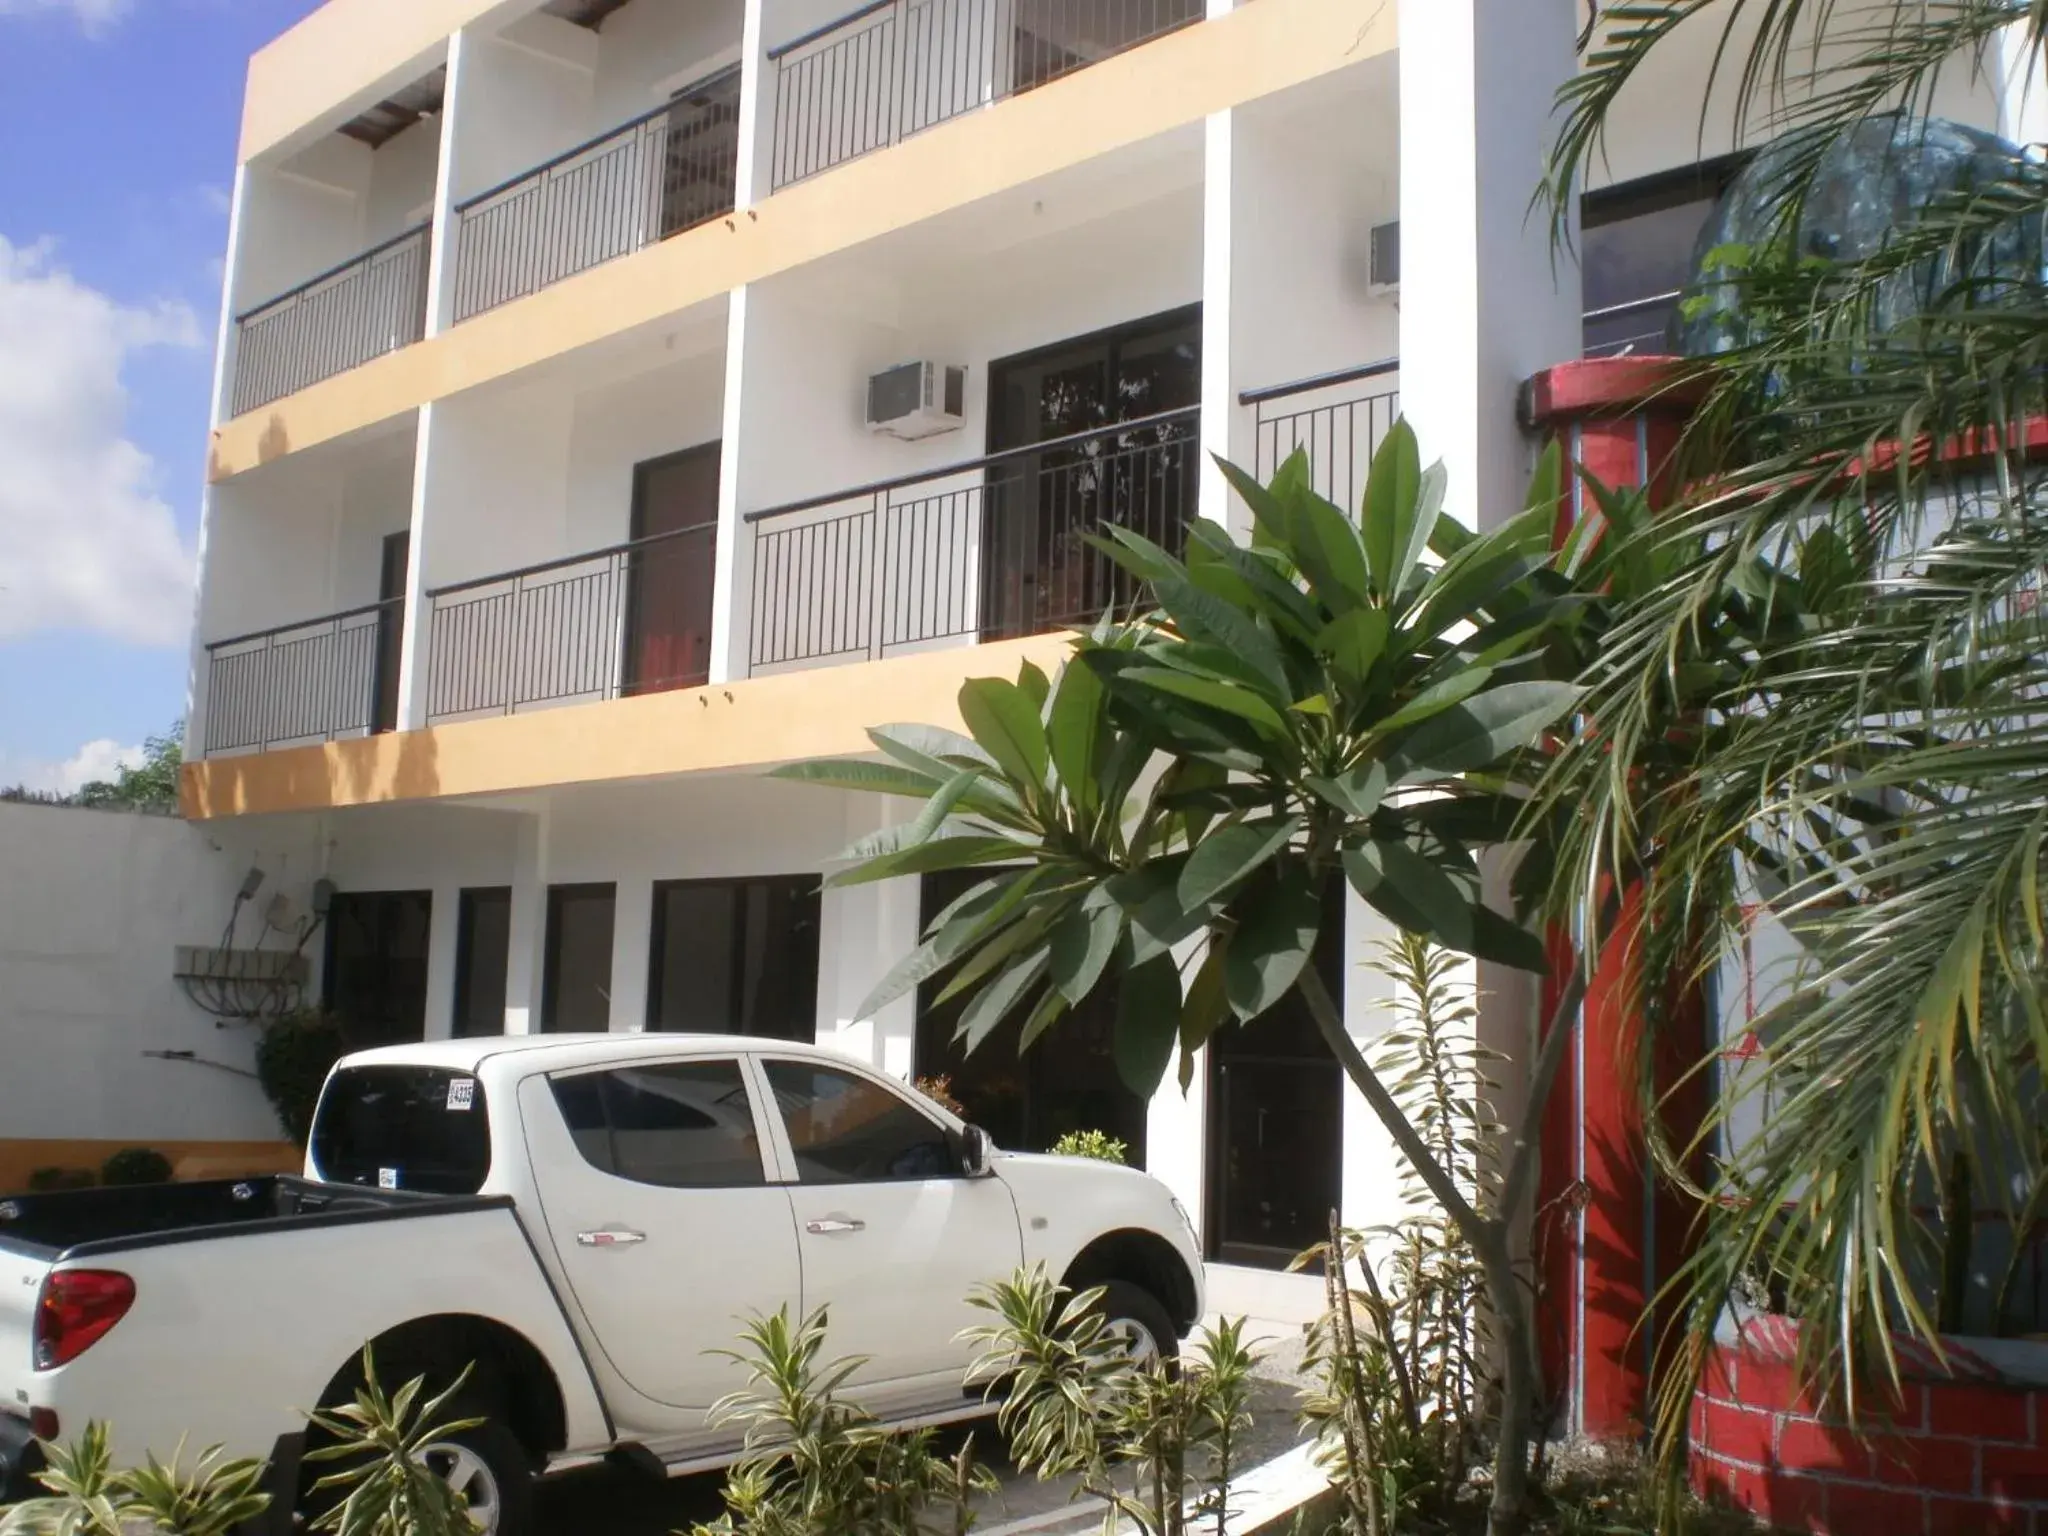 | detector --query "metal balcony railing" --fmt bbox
[767,0,1202,190]
[202,600,399,756]
[1242,360,1401,517]
[746,405,1199,673]
[229,226,430,417]
[1583,289,1684,358]
[451,65,743,322]
[424,521,719,723]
